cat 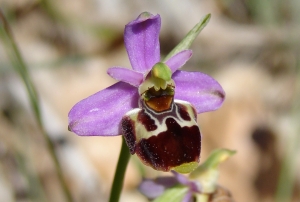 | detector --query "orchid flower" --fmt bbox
[68,12,225,173]
[139,149,236,202]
